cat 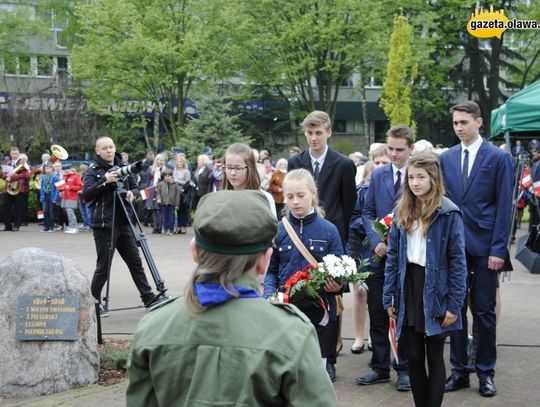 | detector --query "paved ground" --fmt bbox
[1,223,540,406]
